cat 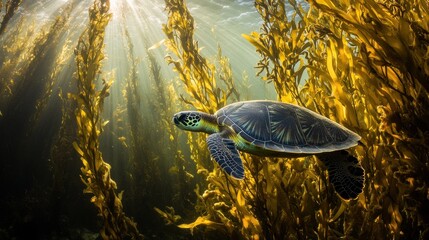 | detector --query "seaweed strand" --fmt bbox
[72,1,142,239]
[0,0,22,36]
